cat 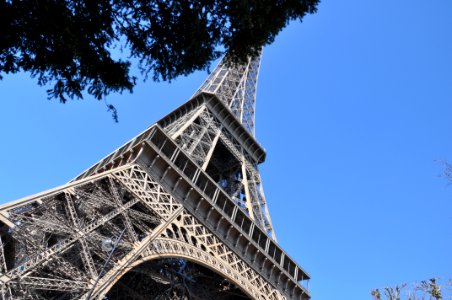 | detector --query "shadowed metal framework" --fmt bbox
[0,54,310,299]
